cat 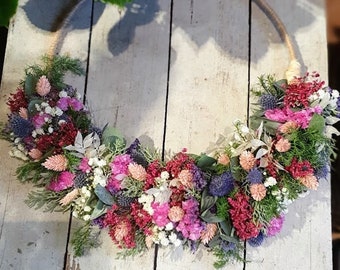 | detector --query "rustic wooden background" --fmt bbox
[0,0,331,269]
